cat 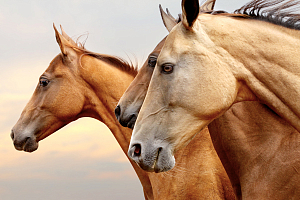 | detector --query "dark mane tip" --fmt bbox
[211,10,228,15]
[232,0,300,30]
[89,53,138,76]
[68,41,137,76]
